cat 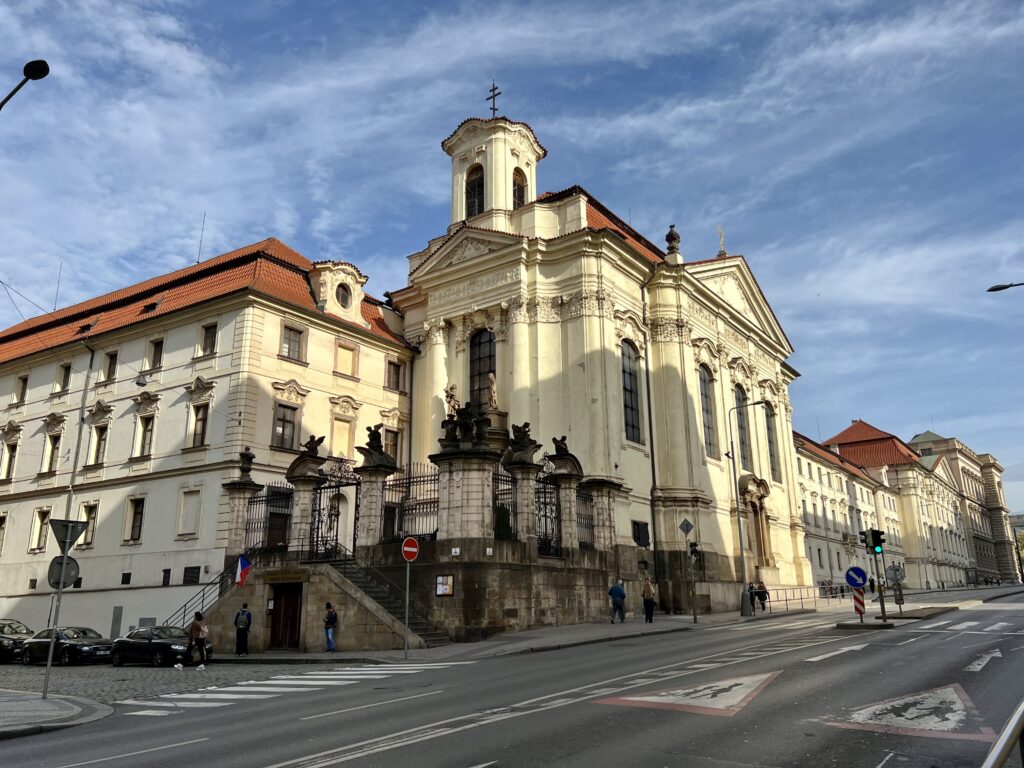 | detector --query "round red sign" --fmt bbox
[401,536,420,562]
